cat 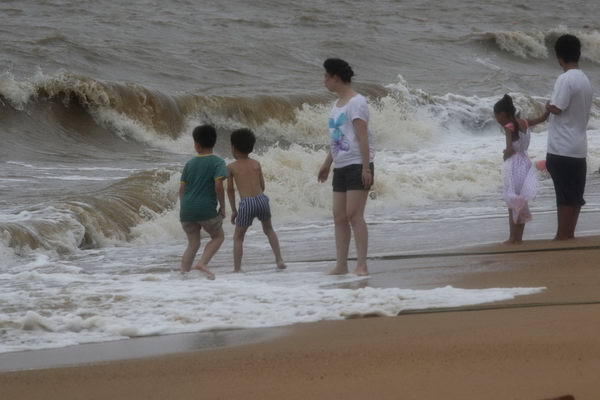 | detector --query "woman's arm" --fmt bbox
[318,151,333,183]
[353,118,372,188]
